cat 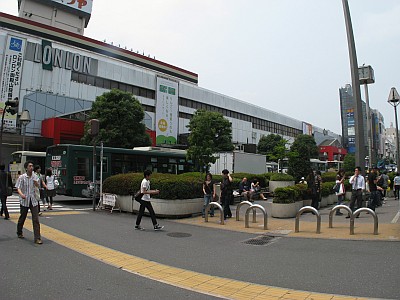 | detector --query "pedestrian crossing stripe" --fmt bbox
[1,196,73,214]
